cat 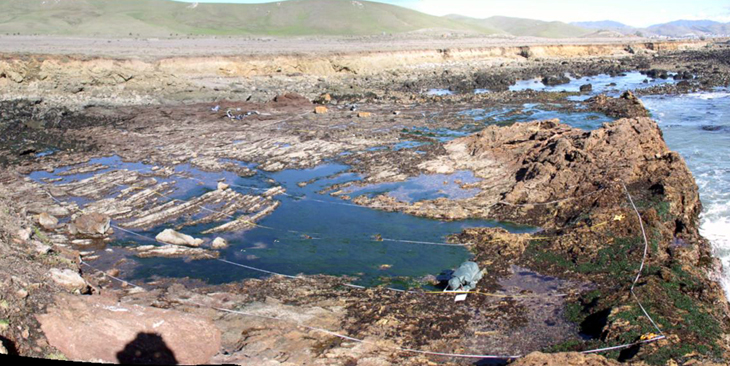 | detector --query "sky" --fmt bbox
[175,0,730,27]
